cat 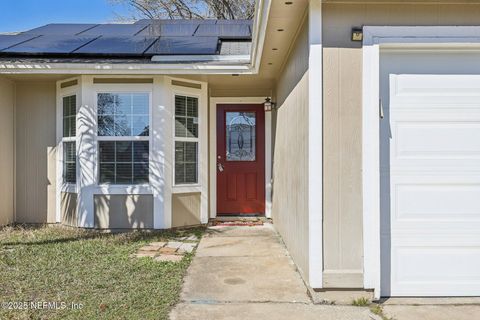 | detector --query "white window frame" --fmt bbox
[61,93,78,186]
[94,89,153,187]
[172,91,201,188]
